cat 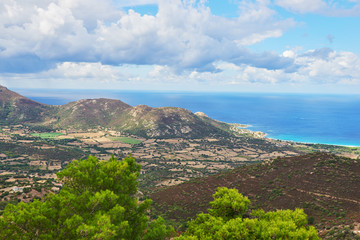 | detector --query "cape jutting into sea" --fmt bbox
[15,88,360,147]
